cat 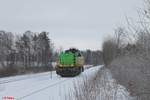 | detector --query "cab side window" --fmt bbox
[77,53,81,57]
